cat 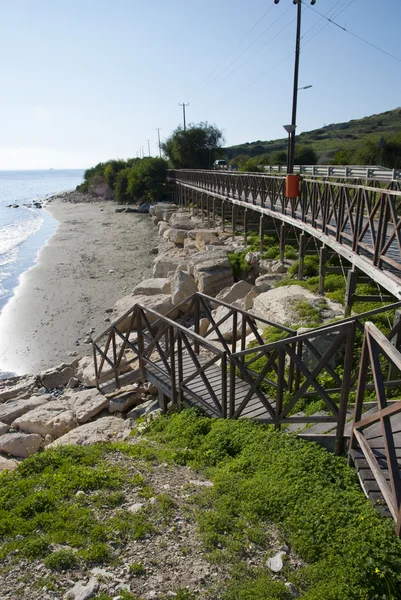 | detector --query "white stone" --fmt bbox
[127,502,144,514]
[133,278,171,296]
[255,274,276,292]
[0,395,50,425]
[127,398,160,420]
[245,251,261,265]
[48,416,131,448]
[39,365,75,389]
[189,479,213,487]
[216,280,253,305]
[107,384,142,413]
[188,229,221,250]
[153,257,185,278]
[0,455,18,472]
[0,432,42,457]
[158,221,170,236]
[252,285,322,326]
[12,401,76,438]
[266,551,286,573]
[169,214,202,231]
[0,422,9,435]
[171,270,197,307]
[192,255,234,297]
[64,578,99,600]
[244,288,259,310]
[167,228,189,246]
